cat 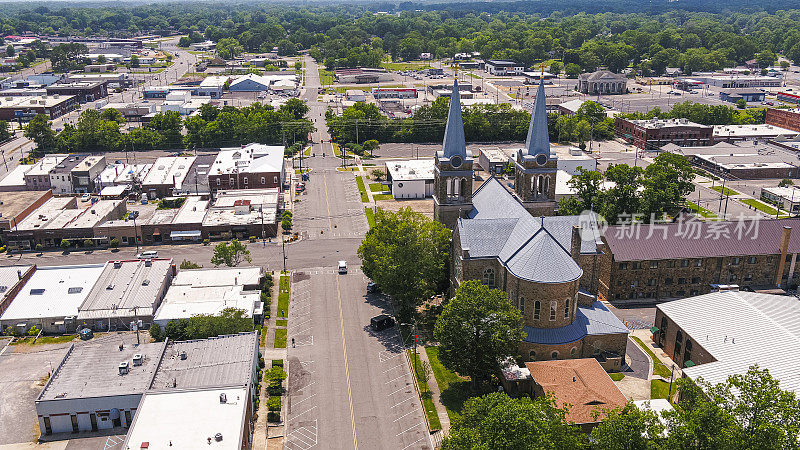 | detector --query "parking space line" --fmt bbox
[400,436,426,450]
[393,408,417,422]
[395,422,422,437]
[291,404,318,418]
[292,392,317,407]
[387,385,410,397]
[382,363,405,373]
[390,397,412,408]
[385,373,408,384]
